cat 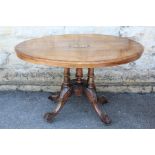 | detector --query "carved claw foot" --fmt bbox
[97,96,108,104]
[48,93,59,102]
[44,112,55,123]
[100,114,112,124]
